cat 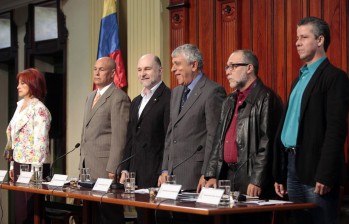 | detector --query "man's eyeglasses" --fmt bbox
[224,63,249,71]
